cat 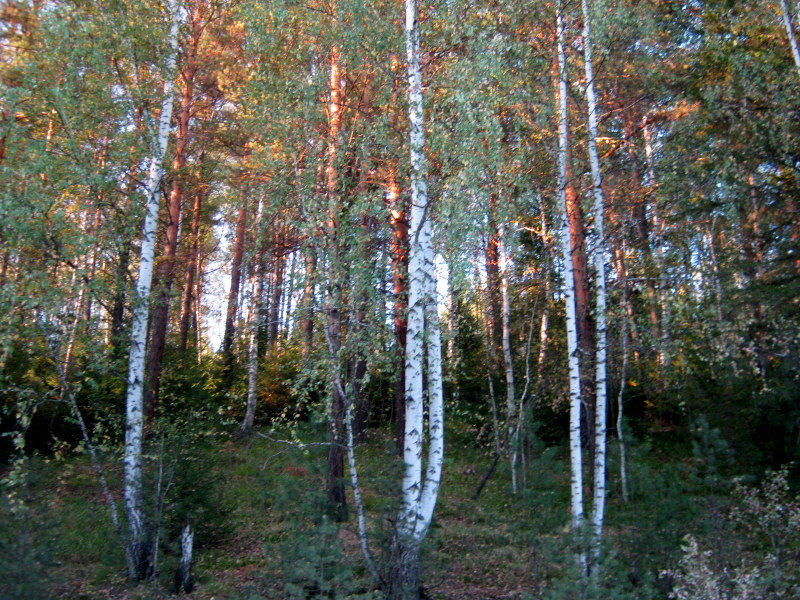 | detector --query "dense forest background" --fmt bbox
[2,0,800,598]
